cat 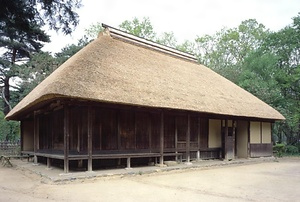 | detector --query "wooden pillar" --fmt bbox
[87,107,93,172]
[260,122,263,144]
[247,121,251,158]
[160,112,164,166]
[127,157,131,169]
[117,111,121,150]
[224,119,228,160]
[175,117,178,161]
[77,115,80,152]
[64,106,70,173]
[33,112,39,164]
[47,158,51,168]
[197,117,201,161]
[186,114,191,163]
[149,113,152,152]
[20,121,24,153]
